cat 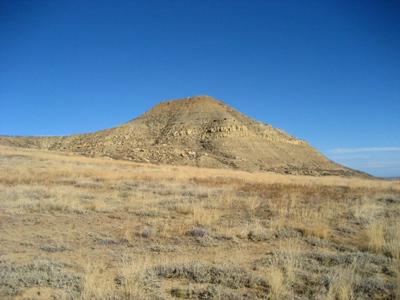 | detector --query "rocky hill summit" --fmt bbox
[0,95,369,177]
